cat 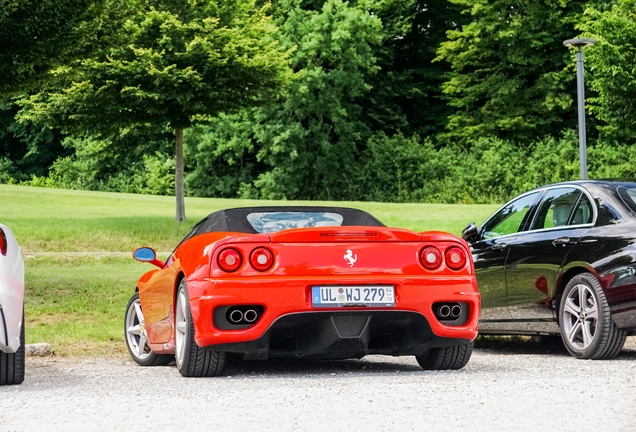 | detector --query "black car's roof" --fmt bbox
[533,179,636,189]
[191,206,385,235]
[514,180,636,199]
